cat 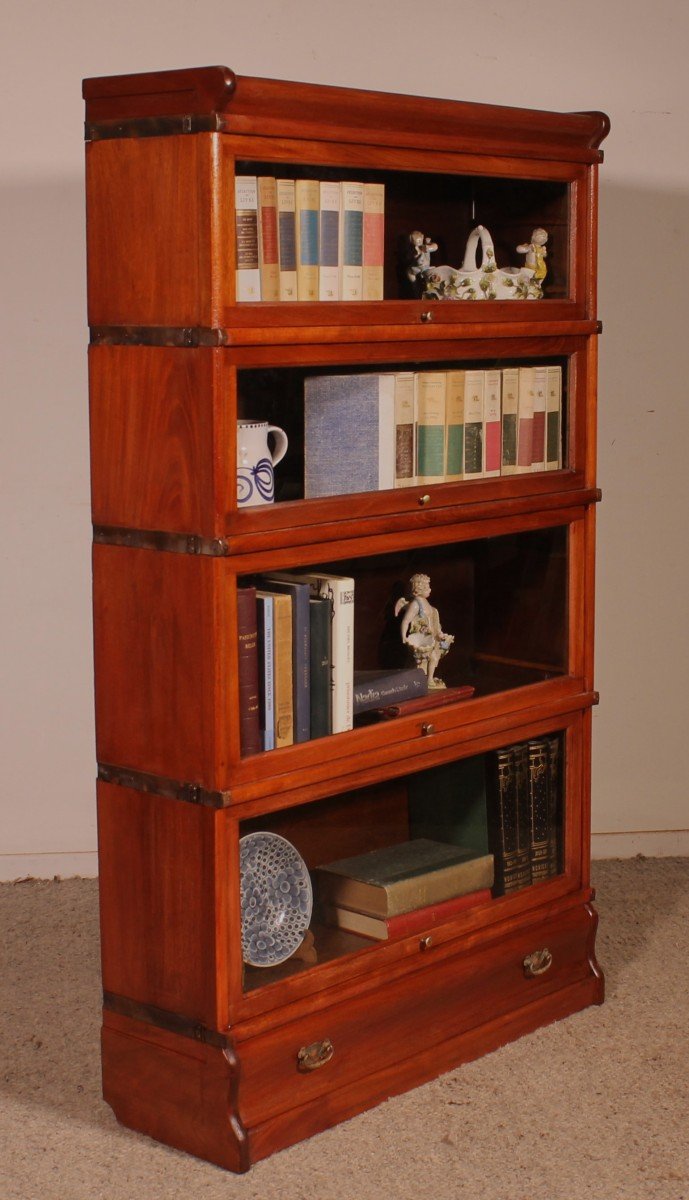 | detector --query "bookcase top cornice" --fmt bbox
[83,65,610,163]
